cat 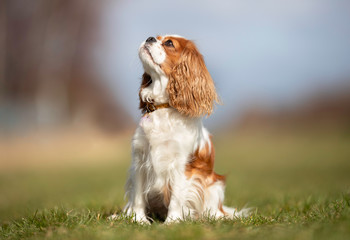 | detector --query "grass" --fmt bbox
[1,130,350,239]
